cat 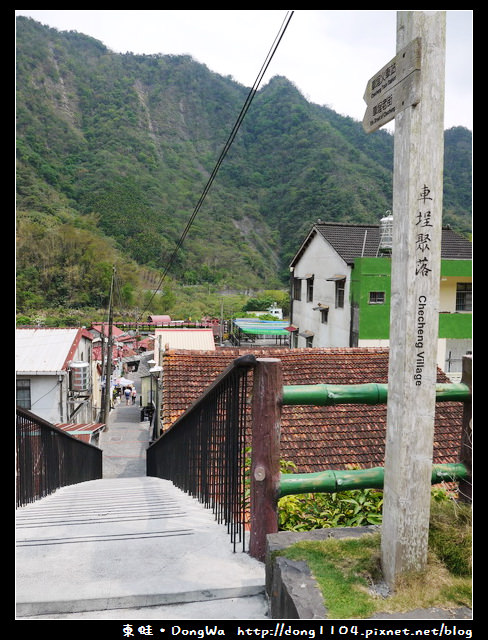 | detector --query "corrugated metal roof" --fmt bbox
[56,422,105,443]
[155,328,216,351]
[15,328,81,373]
[148,315,172,324]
